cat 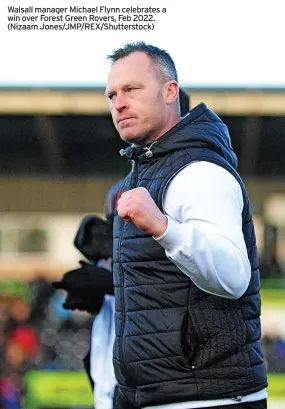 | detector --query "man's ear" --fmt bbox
[164,81,179,106]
